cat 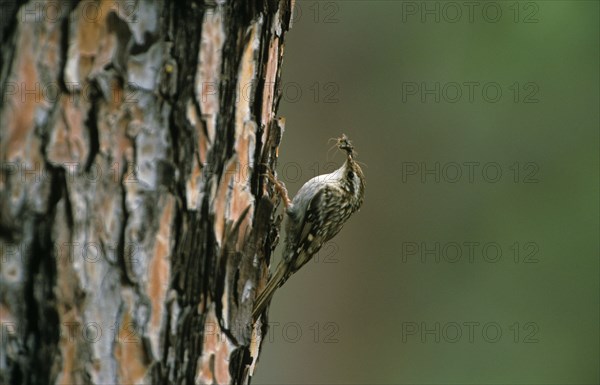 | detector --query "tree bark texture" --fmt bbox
[0,1,293,384]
